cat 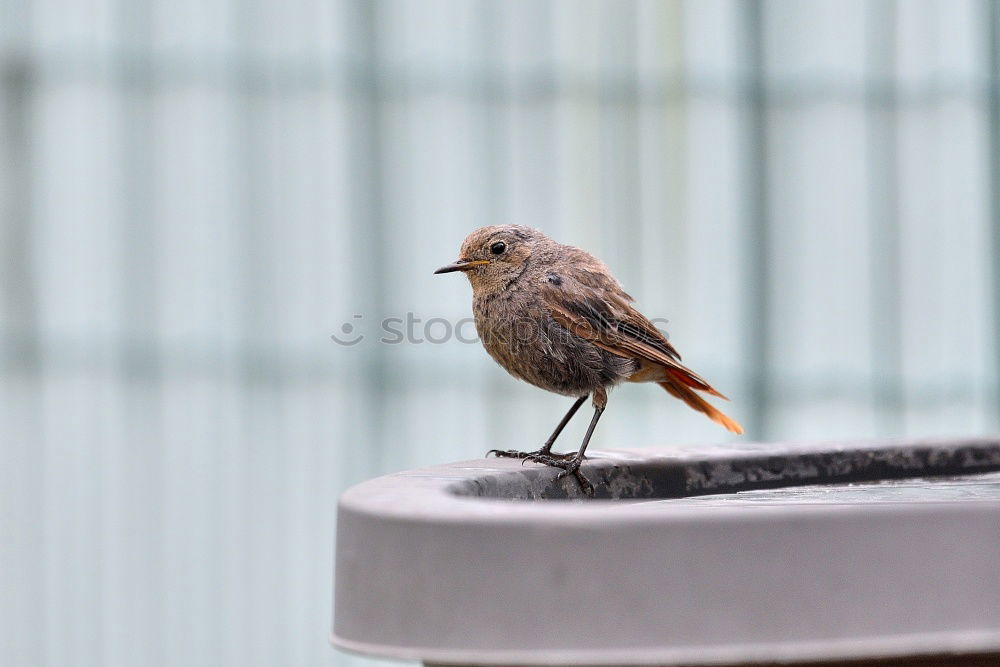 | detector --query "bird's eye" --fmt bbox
[490,241,507,255]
